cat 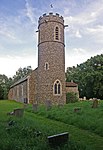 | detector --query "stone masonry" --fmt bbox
[36,13,66,104]
[8,13,79,104]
